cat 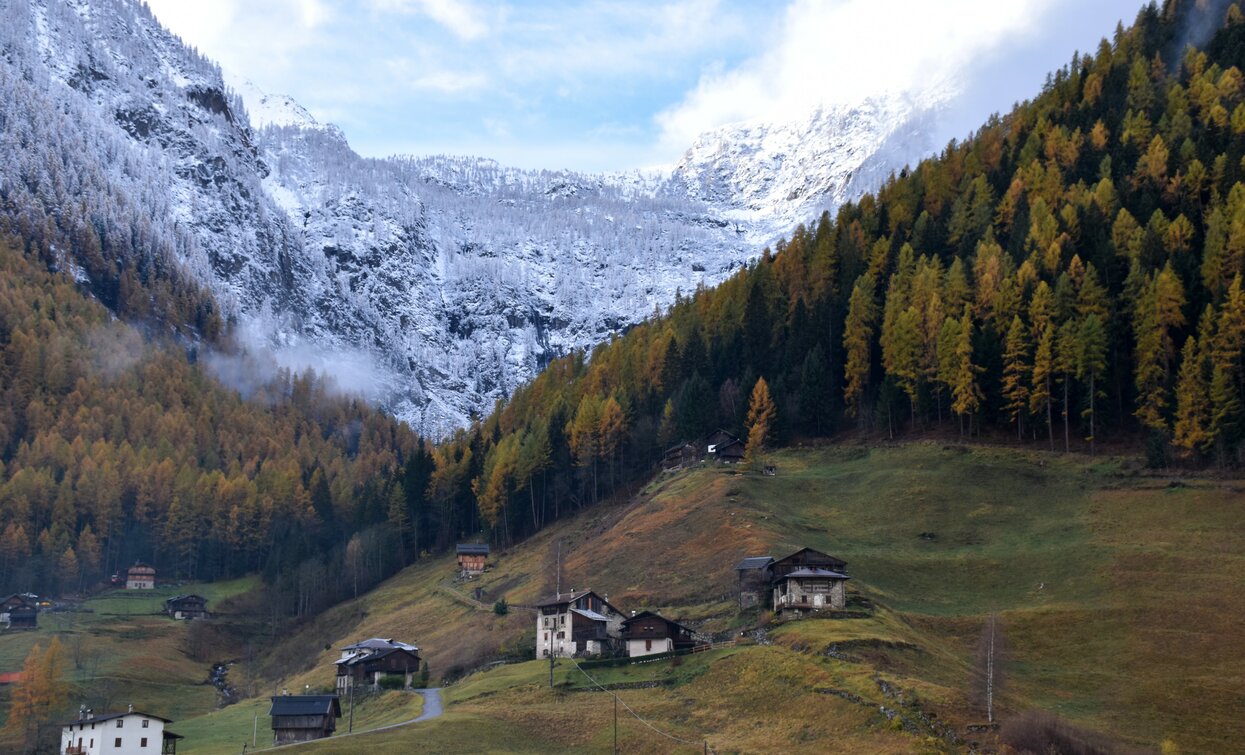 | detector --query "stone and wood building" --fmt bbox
[164,595,208,620]
[335,638,421,694]
[60,709,182,755]
[268,694,341,745]
[621,611,699,657]
[536,589,625,658]
[125,563,156,590]
[705,430,745,464]
[455,543,490,576]
[734,556,774,610]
